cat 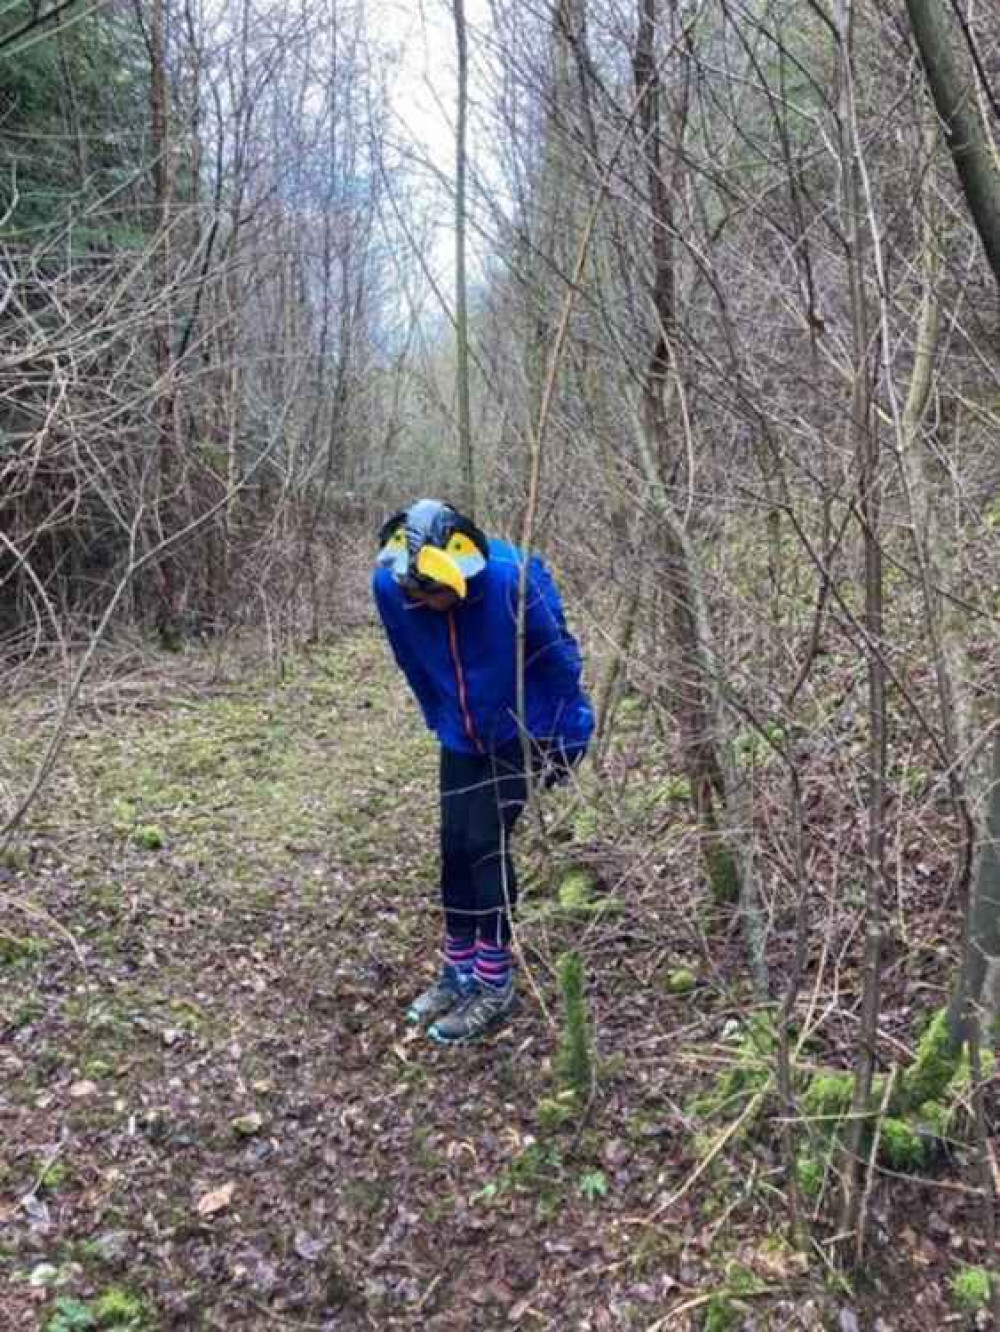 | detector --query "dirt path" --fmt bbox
[0,629,983,1330]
